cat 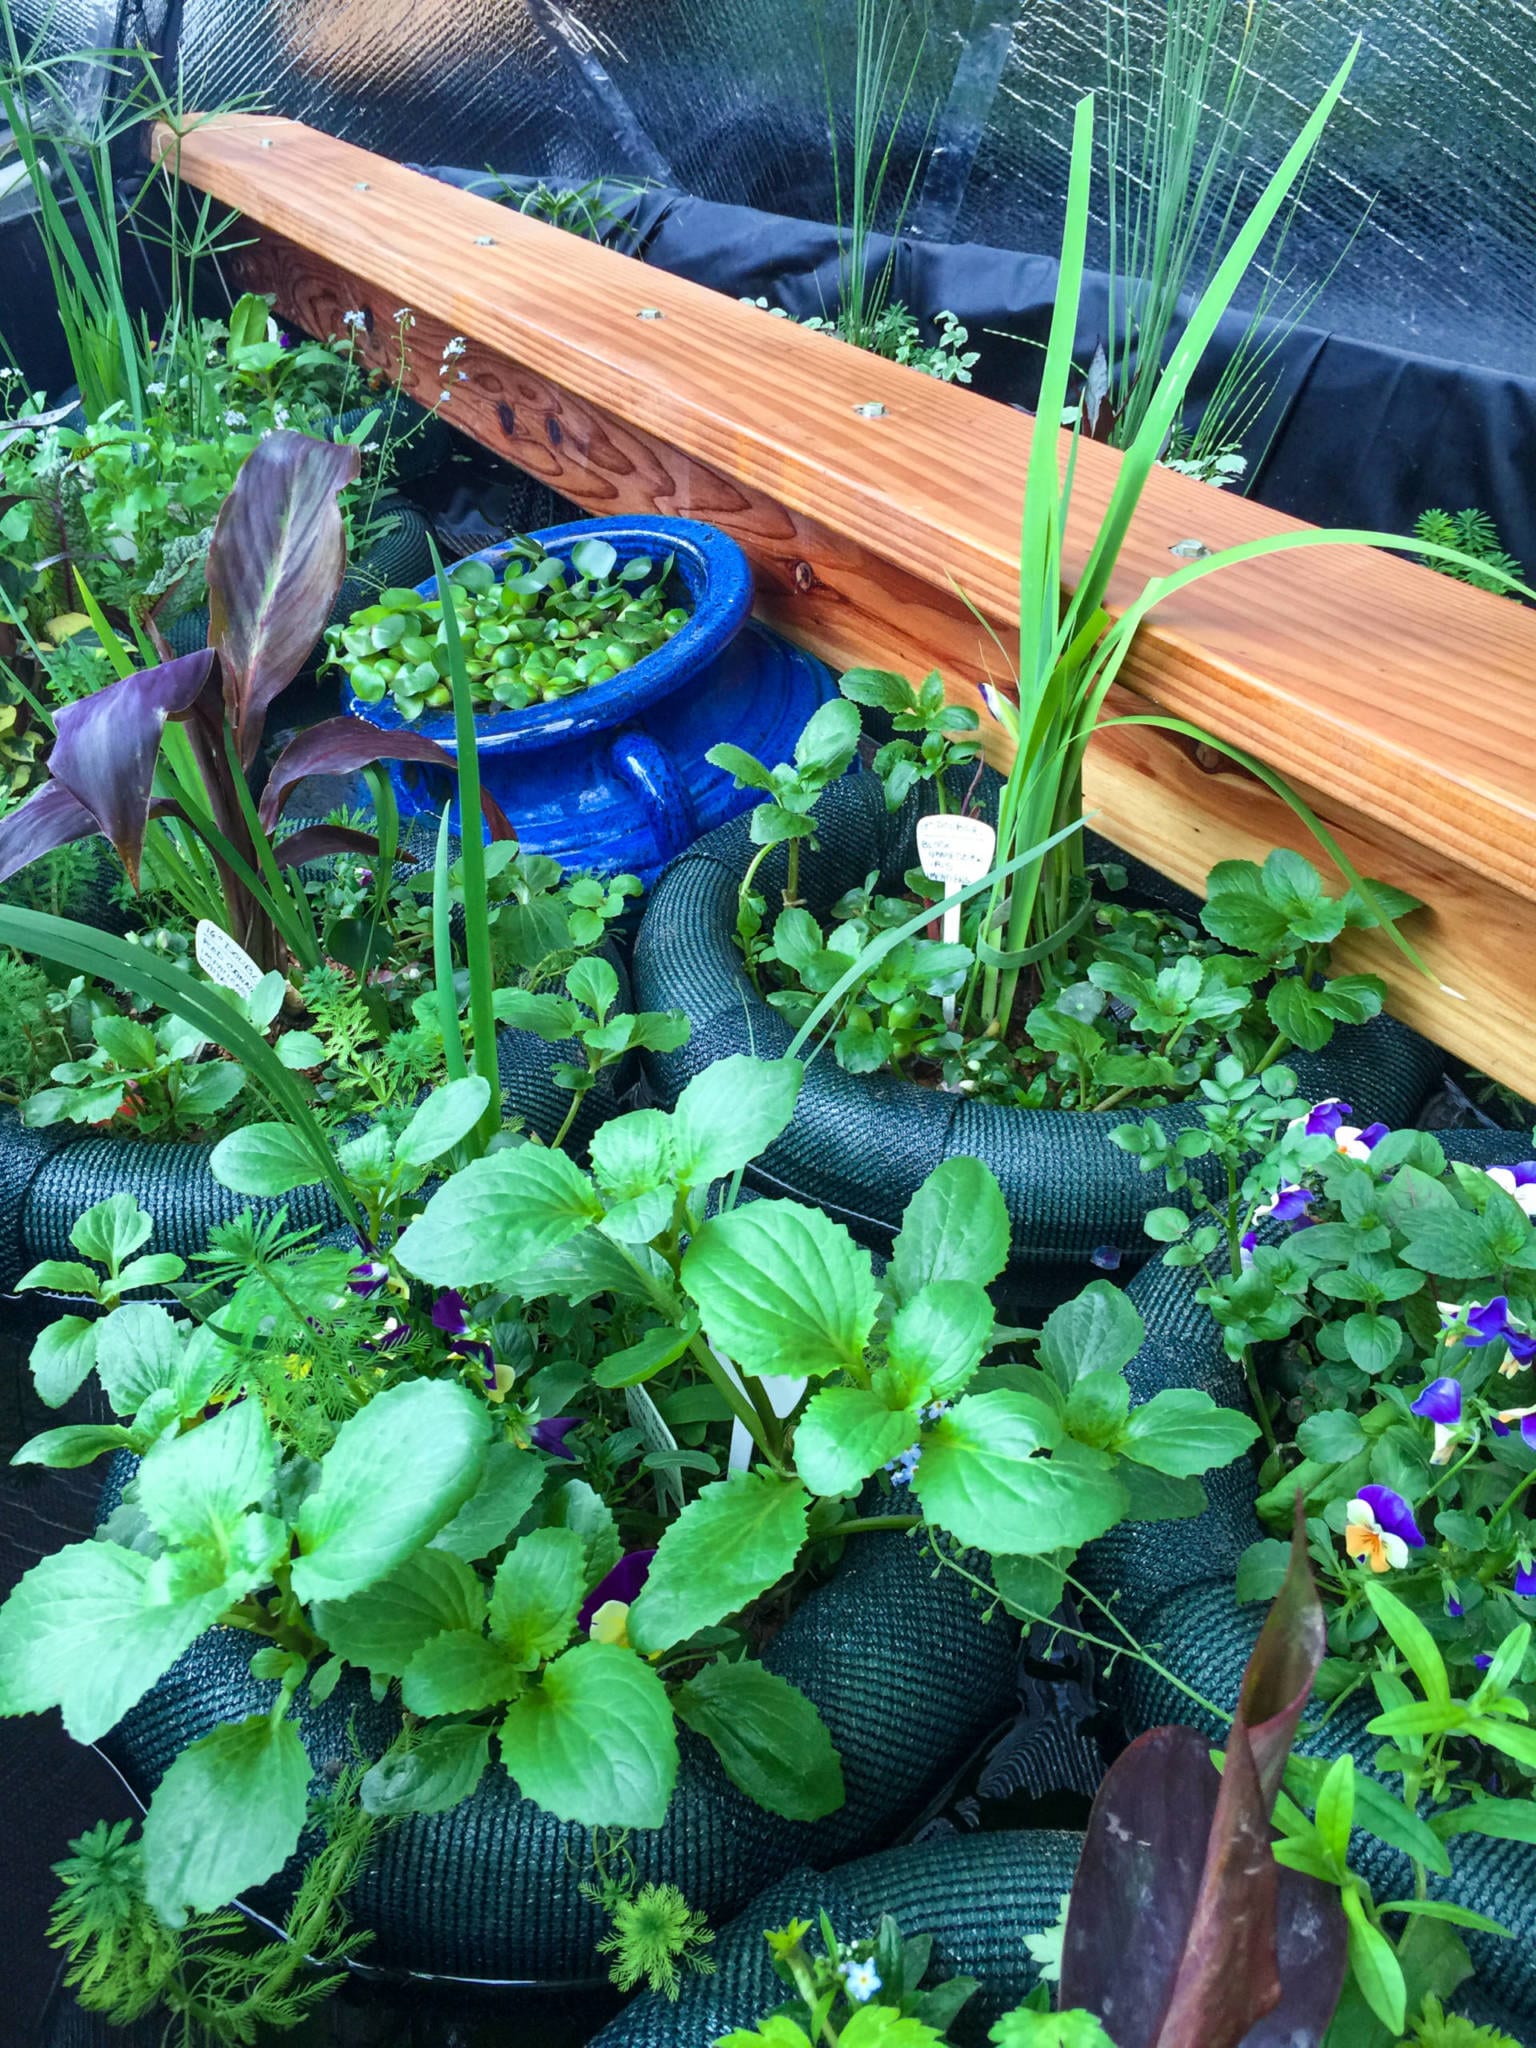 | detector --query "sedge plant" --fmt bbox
[970,55,1535,1053]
